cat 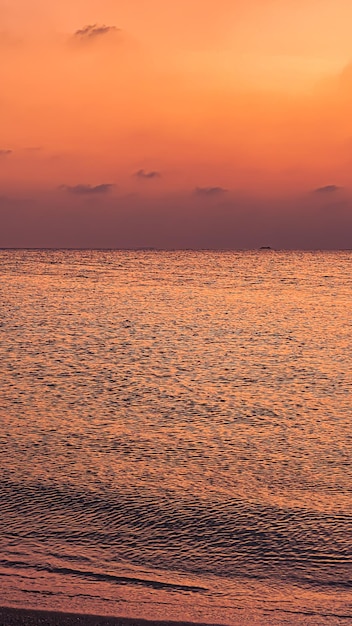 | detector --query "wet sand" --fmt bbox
[0,607,224,626]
